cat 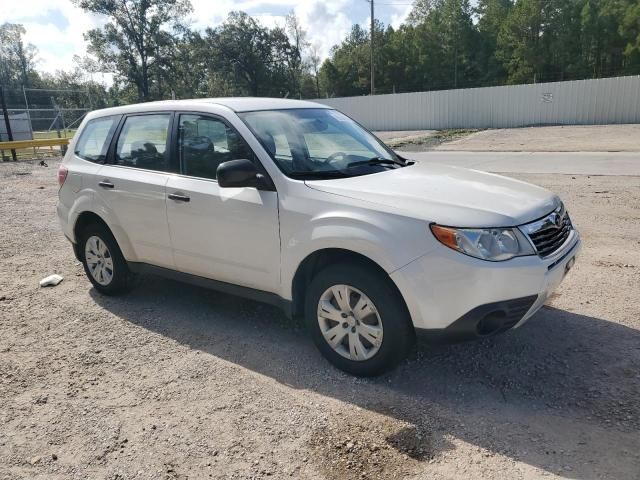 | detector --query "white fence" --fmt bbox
[315,75,640,130]
[0,112,32,141]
